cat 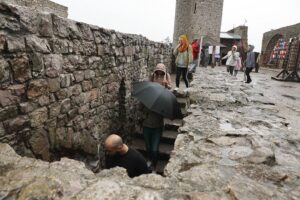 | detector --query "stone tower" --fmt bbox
[173,0,224,46]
